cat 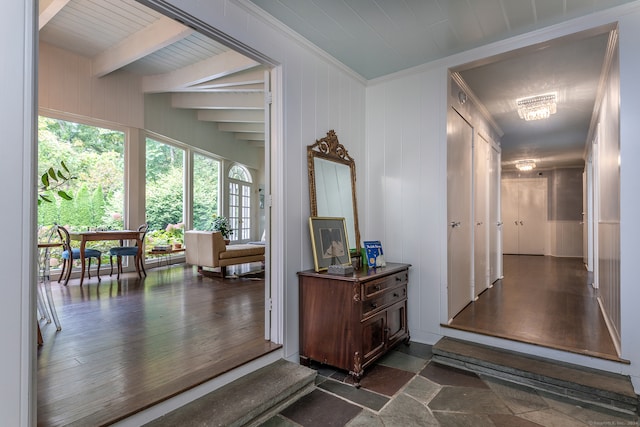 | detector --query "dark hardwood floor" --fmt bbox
[449,255,622,362]
[37,262,279,427]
